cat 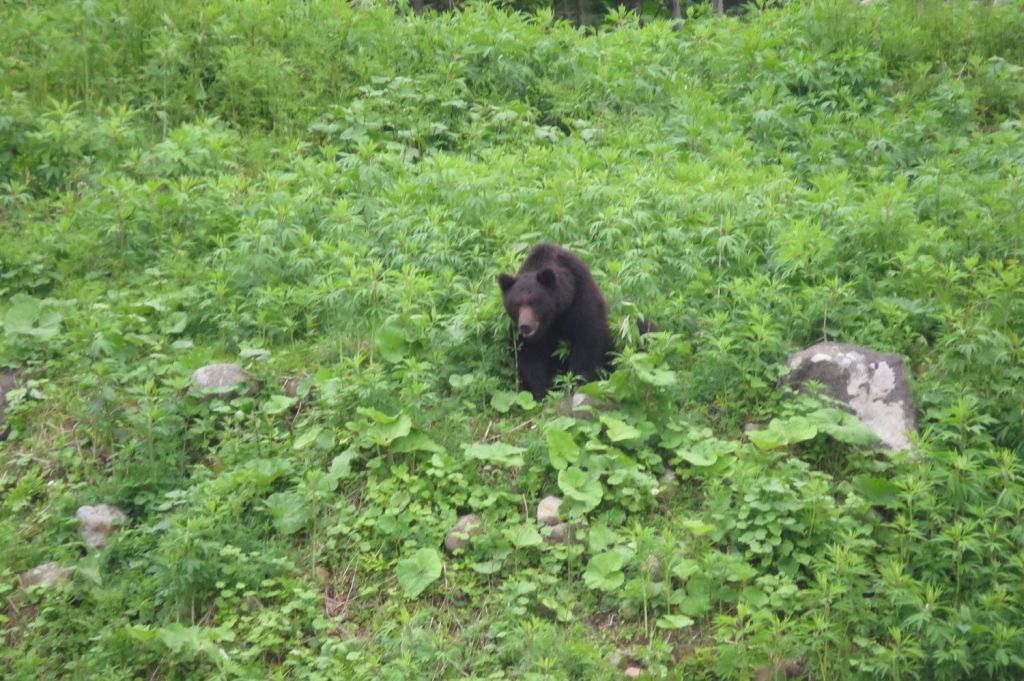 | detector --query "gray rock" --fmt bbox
[624,666,644,679]
[189,363,253,398]
[76,504,128,549]
[0,369,20,440]
[784,342,916,451]
[537,496,562,526]
[444,513,483,552]
[544,522,572,545]
[282,373,311,398]
[18,561,73,589]
[557,393,599,420]
[538,497,576,544]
